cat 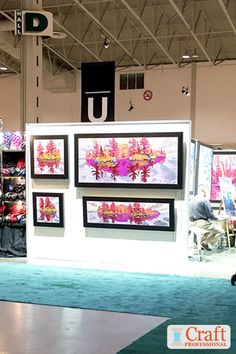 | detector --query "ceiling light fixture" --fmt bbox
[182,53,190,59]
[103,37,110,49]
[0,66,7,71]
